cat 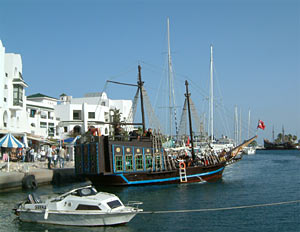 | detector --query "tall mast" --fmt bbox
[167,17,178,137]
[234,105,238,145]
[185,80,195,161]
[209,45,214,142]
[138,65,146,133]
[272,125,275,142]
[247,109,251,138]
[239,108,242,144]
